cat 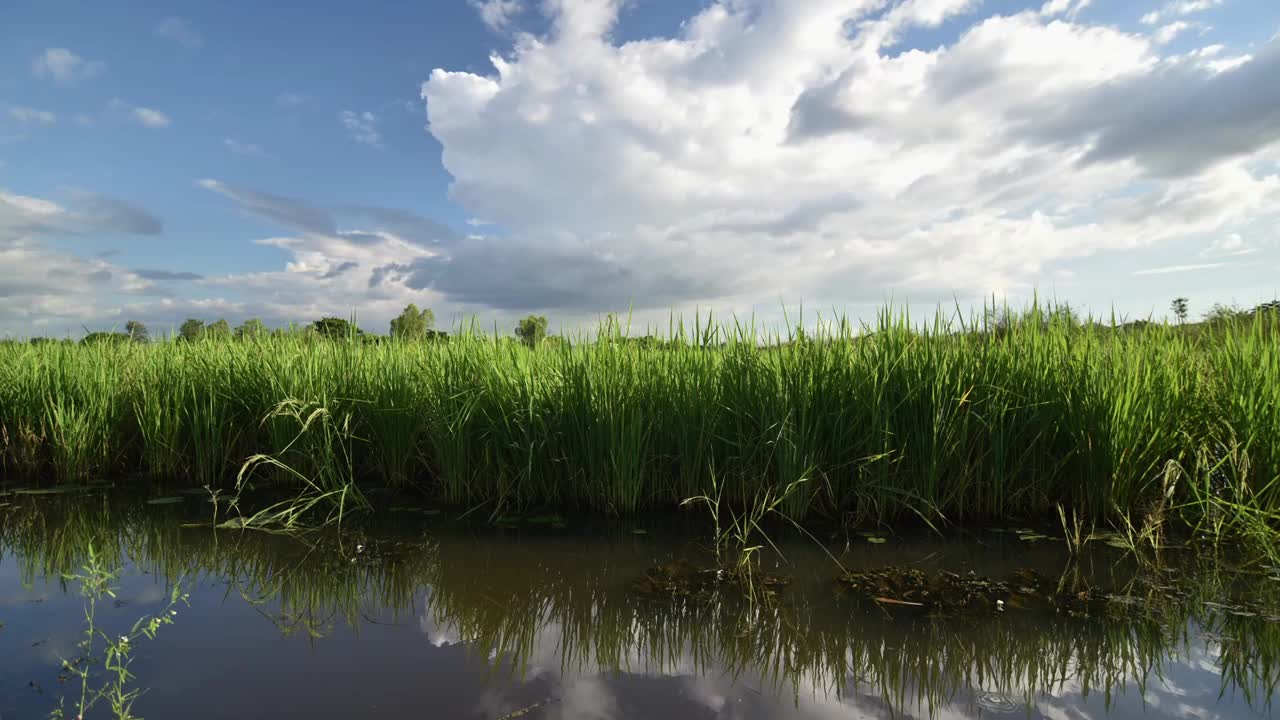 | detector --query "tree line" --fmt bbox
[11,304,558,348]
